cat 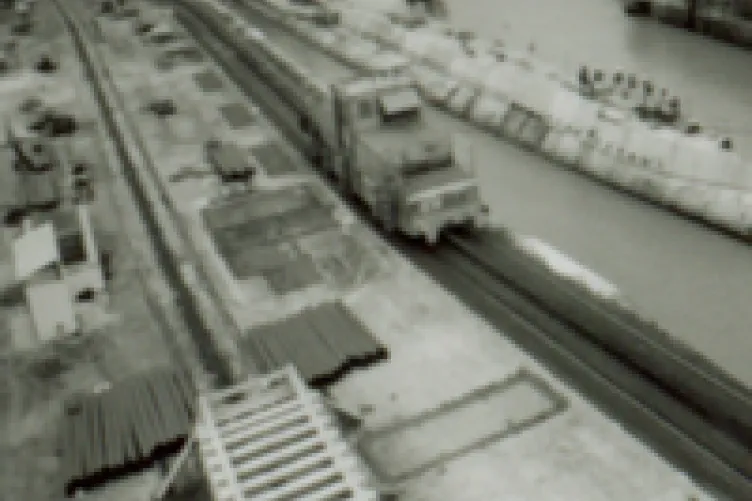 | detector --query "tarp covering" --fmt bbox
[689,137,731,185]
[645,127,682,173]
[511,70,560,114]
[593,112,628,148]
[448,55,495,82]
[568,99,601,131]
[243,301,388,386]
[60,367,196,496]
[623,119,655,158]
[481,62,523,99]
[403,31,463,66]
[547,88,585,127]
